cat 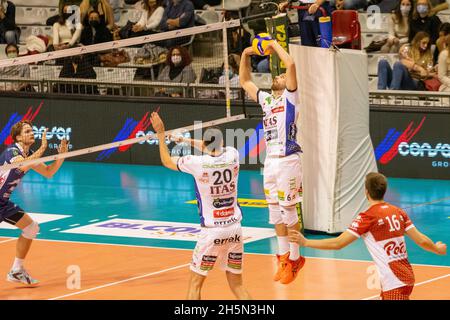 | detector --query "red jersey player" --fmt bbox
[289,172,447,300]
